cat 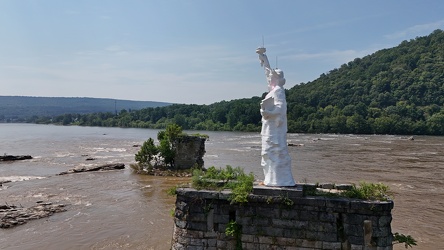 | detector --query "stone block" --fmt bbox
[237,205,256,217]
[241,234,255,243]
[272,218,298,228]
[378,215,392,227]
[194,190,219,199]
[186,229,204,238]
[319,183,335,189]
[301,183,318,191]
[263,226,284,237]
[241,225,259,235]
[215,204,233,215]
[218,190,231,200]
[322,241,342,250]
[349,200,393,214]
[299,210,320,221]
[242,243,257,249]
[172,227,187,238]
[203,231,217,238]
[305,230,319,241]
[376,235,393,247]
[322,222,337,233]
[190,238,204,246]
[215,223,226,233]
[176,235,190,245]
[188,212,206,222]
[350,244,363,250]
[175,209,187,220]
[238,216,252,226]
[280,208,299,219]
[335,184,353,190]
[307,221,337,233]
[213,214,229,224]
[344,223,363,237]
[293,220,309,230]
[188,221,207,231]
[318,232,338,242]
[294,196,326,207]
[343,214,367,225]
[253,185,303,198]
[175,200,188,211]
[175,219,187,229]
[259,244,273,250]
[257,236,273,244]
[171,242,185,250]
[256,206,280,218]
[372,227,391,237]
[325,197,350,210]
[189,204,205,213]
[348,235,364,245]
[296,239,323,248]
[207,239,217,248]
[319,212,338,223]
[275,236,296,246]
[251,216,271,226]
[216,240,227,248]
[282,228,305,238]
